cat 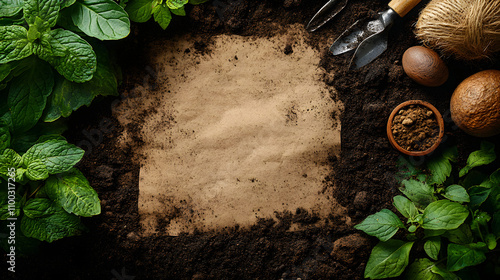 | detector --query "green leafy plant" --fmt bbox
[125,0,208,30]
[356,142,500,279]
[0,0,127,135]
[0,138,100,252]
